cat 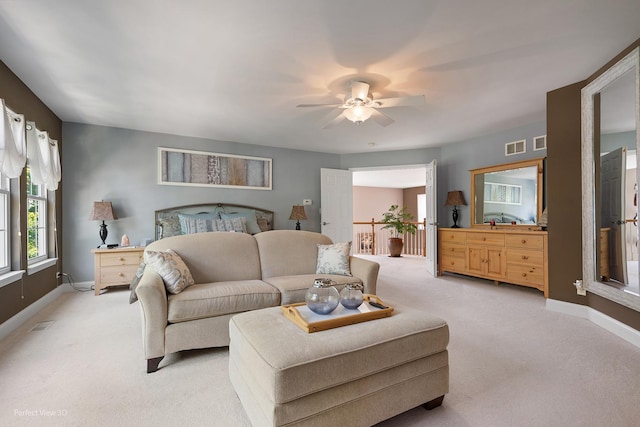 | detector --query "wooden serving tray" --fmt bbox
[281,294,394,333]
